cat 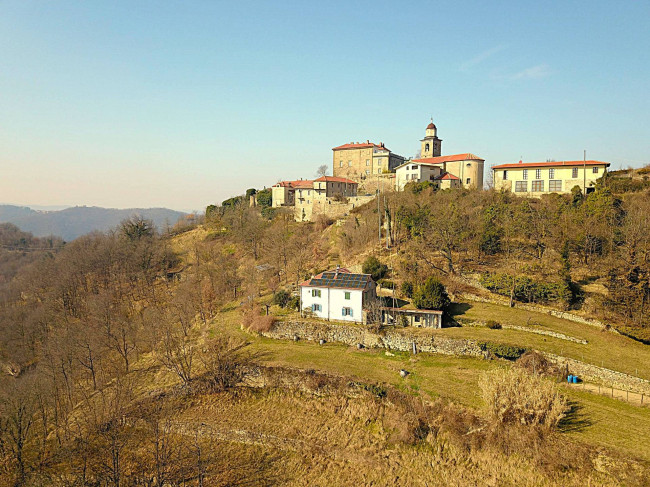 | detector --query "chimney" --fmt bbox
[518,160,523,164]
[334,265,340,279]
